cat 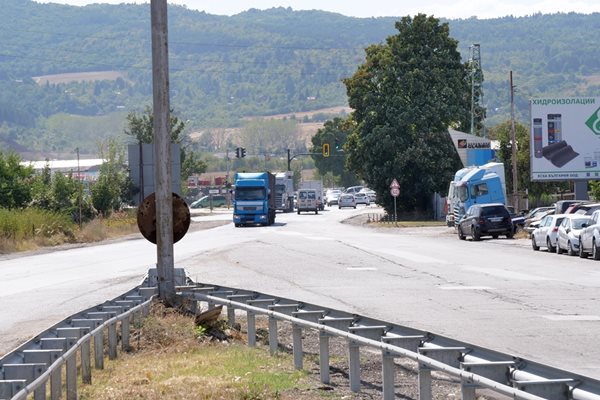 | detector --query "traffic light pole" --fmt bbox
[287,148,343,170]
